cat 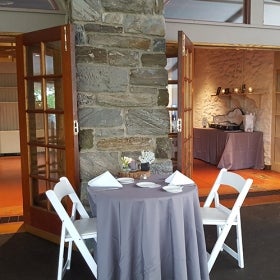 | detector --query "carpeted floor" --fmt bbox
[208,202,280,280]
[0,203,279,280]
